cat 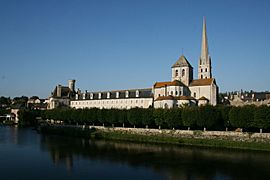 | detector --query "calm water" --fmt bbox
[1,126,270,180]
